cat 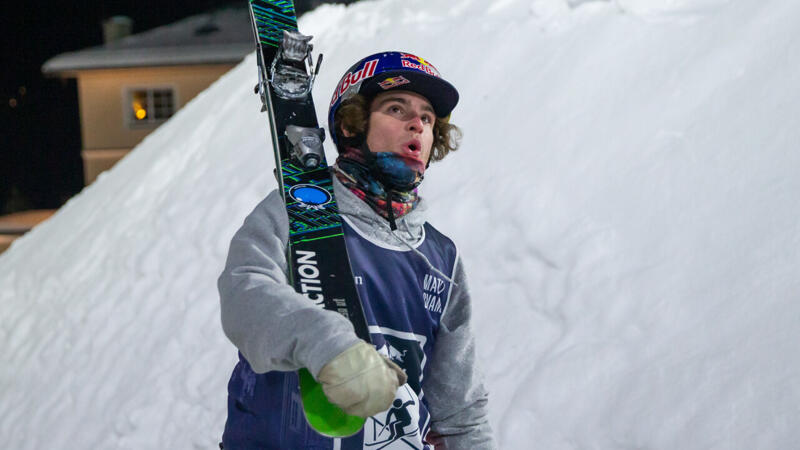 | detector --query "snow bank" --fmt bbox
[2,0,799,448]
